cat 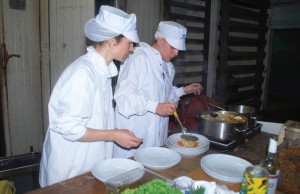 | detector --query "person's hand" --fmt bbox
[156,102,176,116]
[113,129,143,148]
[183,83,203,95]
